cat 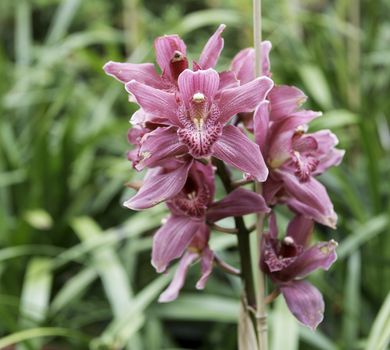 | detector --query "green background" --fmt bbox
[0,0,389,349]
